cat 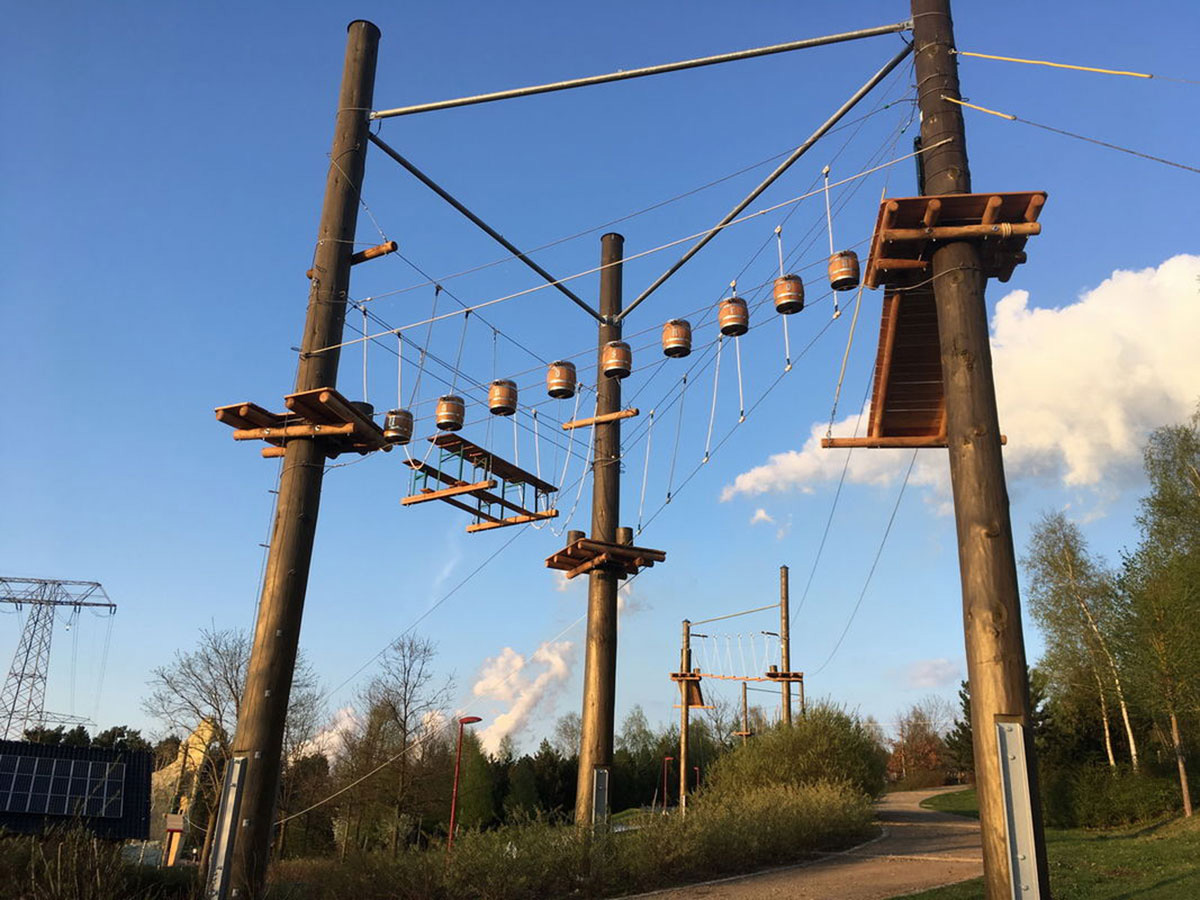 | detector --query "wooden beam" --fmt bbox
[261,446,287,459]
[881,222,1040,241]
[565,552,612,579]
[922,197,942,227]
[561,408,640,431]
[465,510,559,533]
[232,423,357,441]
[350,240,398,265]
[822,434,1007,449]
[401,479,497,506]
